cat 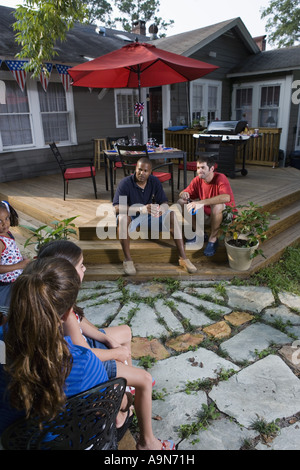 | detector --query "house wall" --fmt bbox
[0,86,141,183]
[189,28,253,120]
[169,28,254,126]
